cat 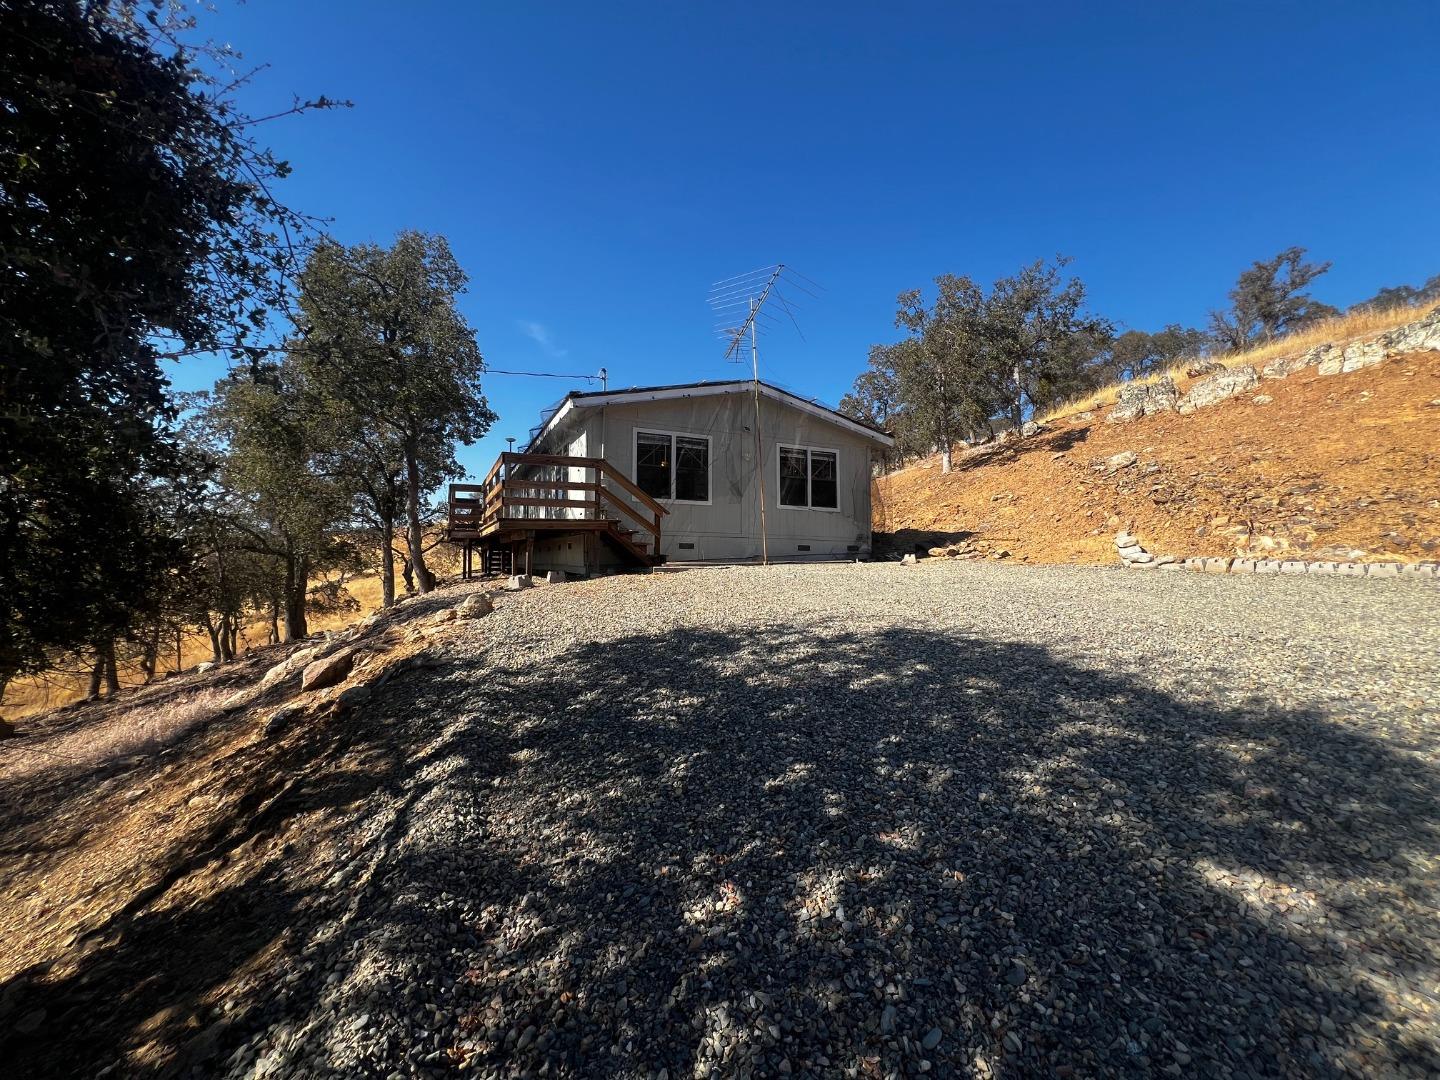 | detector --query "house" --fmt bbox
[446,379,894,576]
